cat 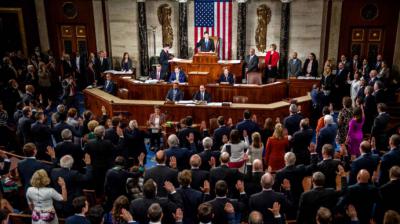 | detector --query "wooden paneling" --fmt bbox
[288,79,320,98]
[338,0,400,65]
